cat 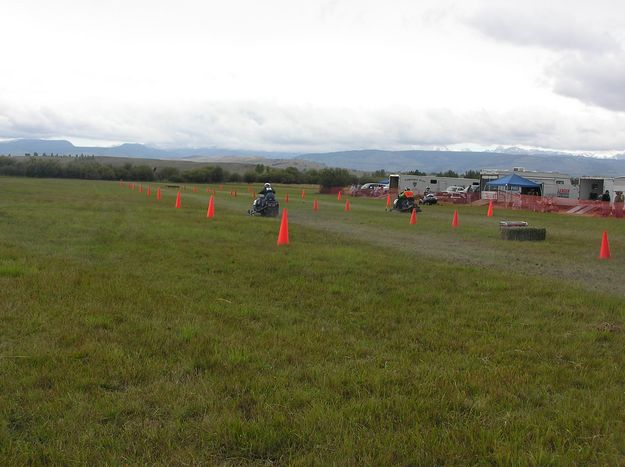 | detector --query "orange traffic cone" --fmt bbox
[132,183,136,191]
[386,194,391,210]
[451,210,459,228]
[344,199,351,212]
[301,189,305,200]
[156,187,161,200]
[147,186,151,197]
[487,200,493,217]
[175,191,181,209]
[277,208,289,245]
[252,191,256,199]
[212,188,216,196]
[193,186,197,193]
[313,199,319,211]
[599,231,611,259]
[207,195,215,218]
[285,193,289,204]
[219,184,223,191]
[127,183,131,189]
[139,184,143,193]
[409,208,417,224]
[337,191,342,201]
[206,186,210,193]
[234,191,237,197]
